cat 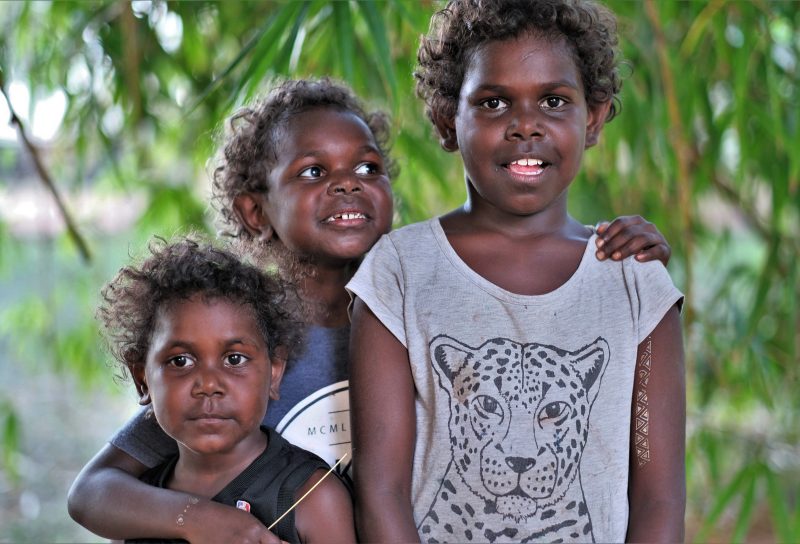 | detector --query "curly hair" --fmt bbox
[97,236,304,380]
[415,0,622,131]
[211,77,397,241]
